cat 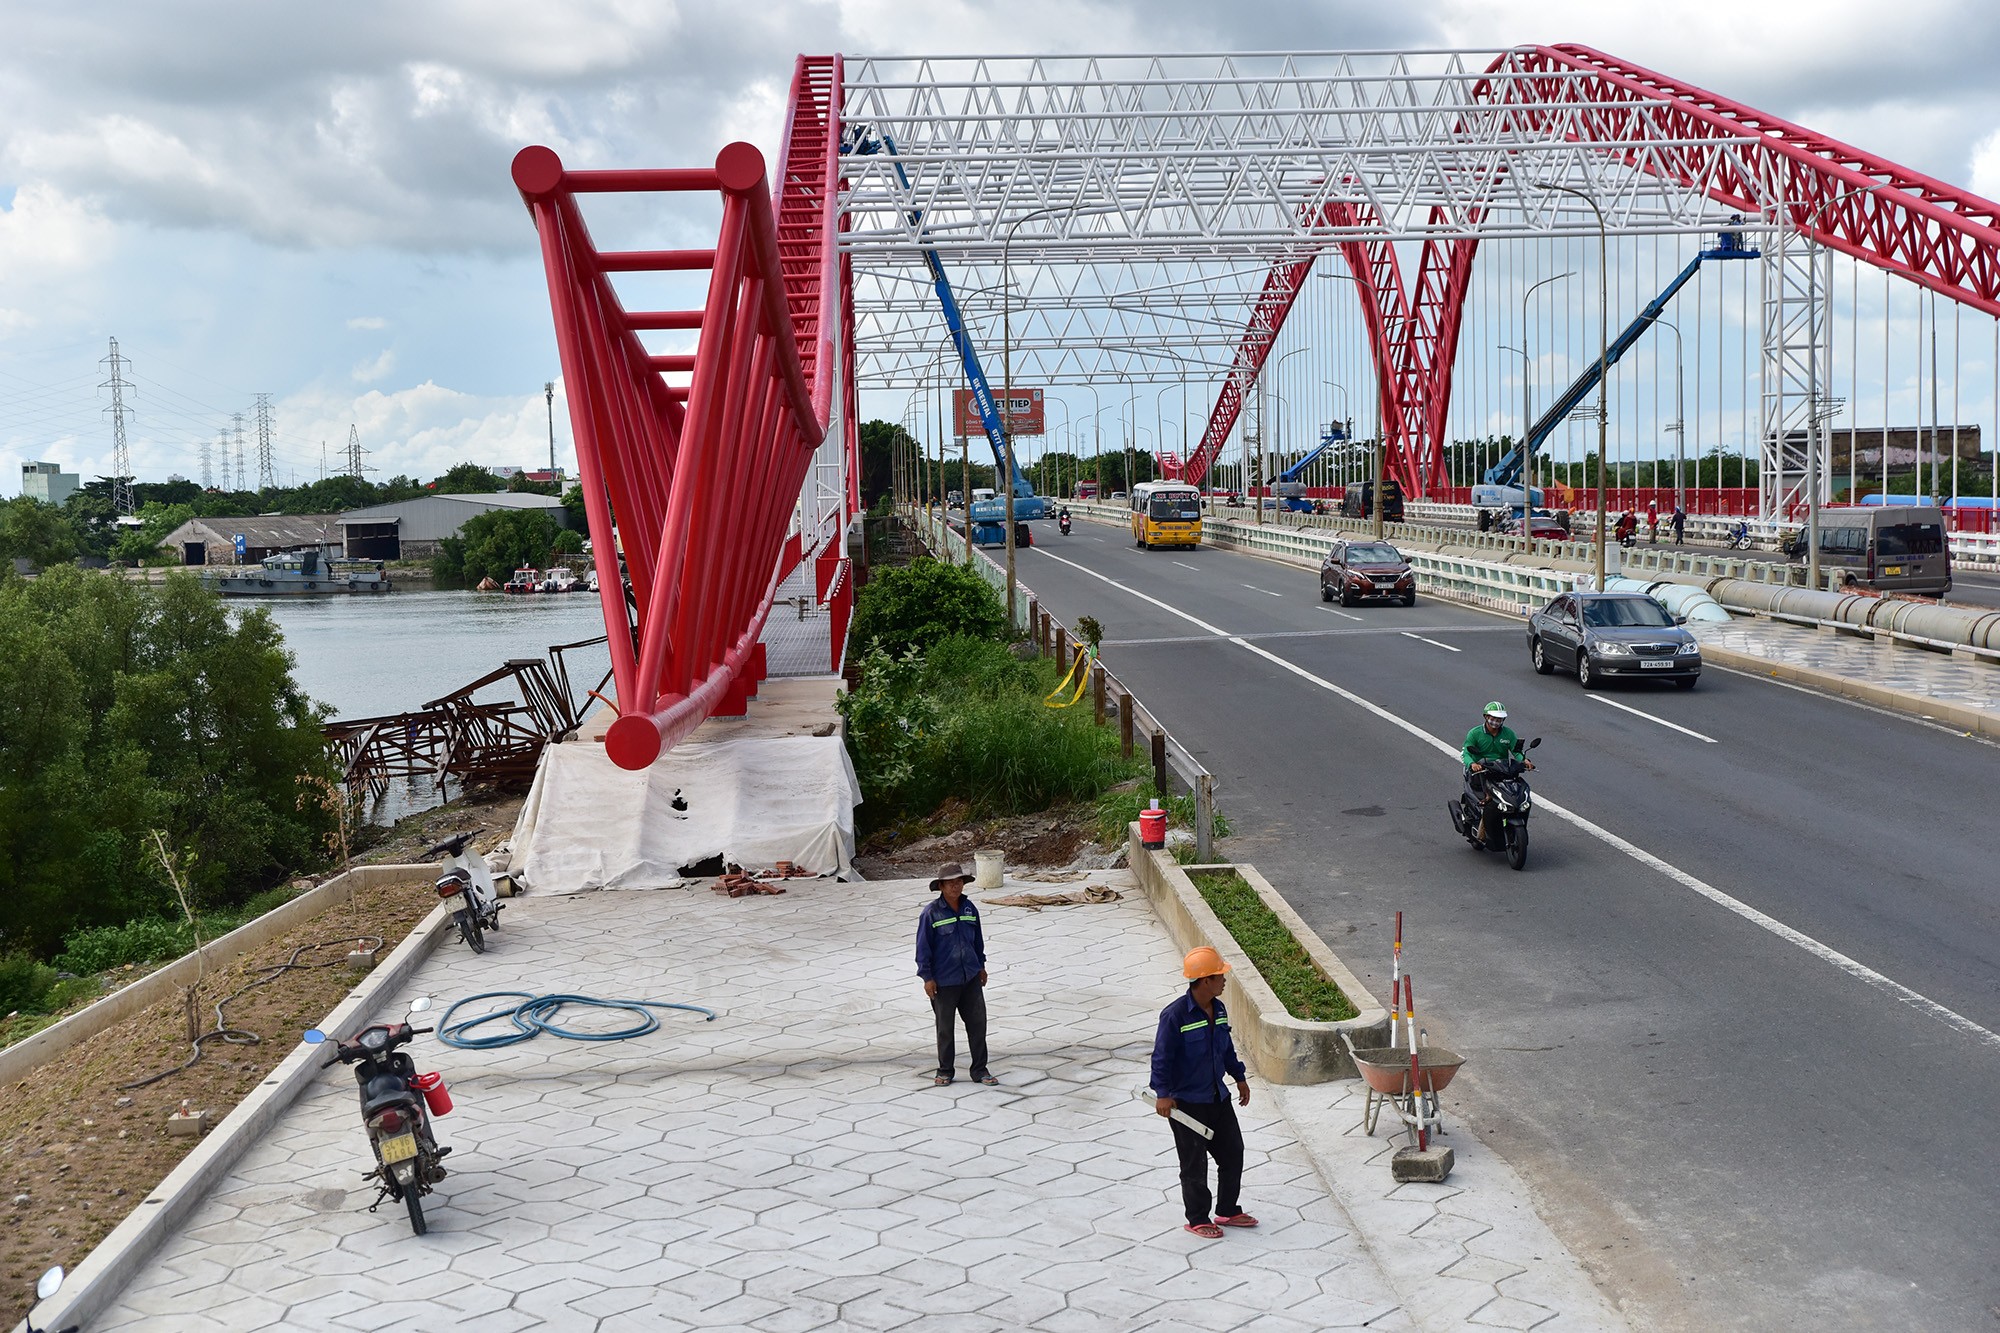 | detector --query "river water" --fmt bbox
[252,589,615,822]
